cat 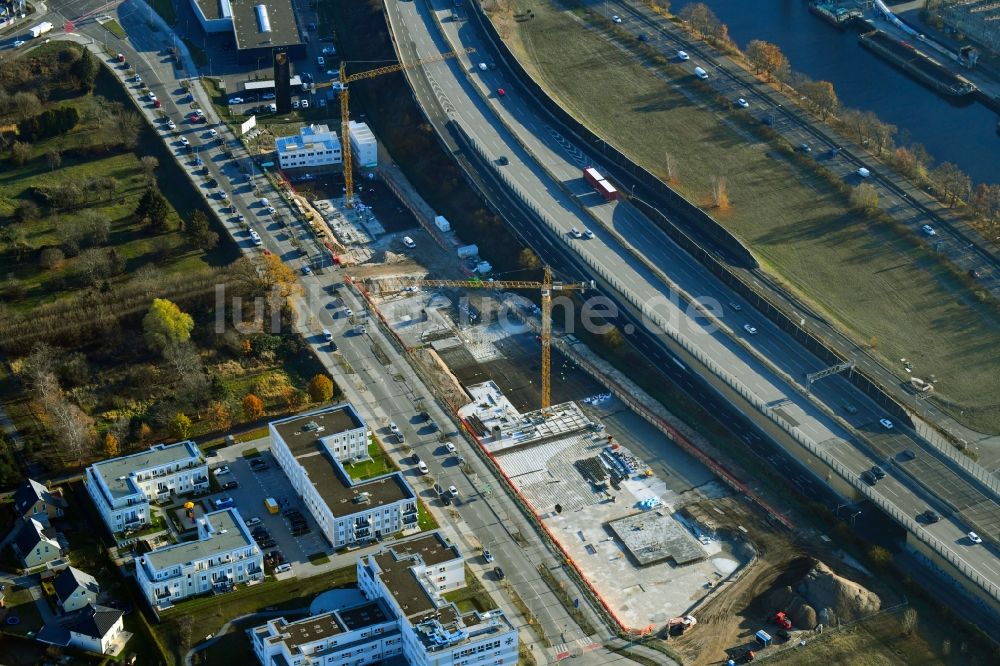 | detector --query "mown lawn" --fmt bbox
[497,1,1000,430]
